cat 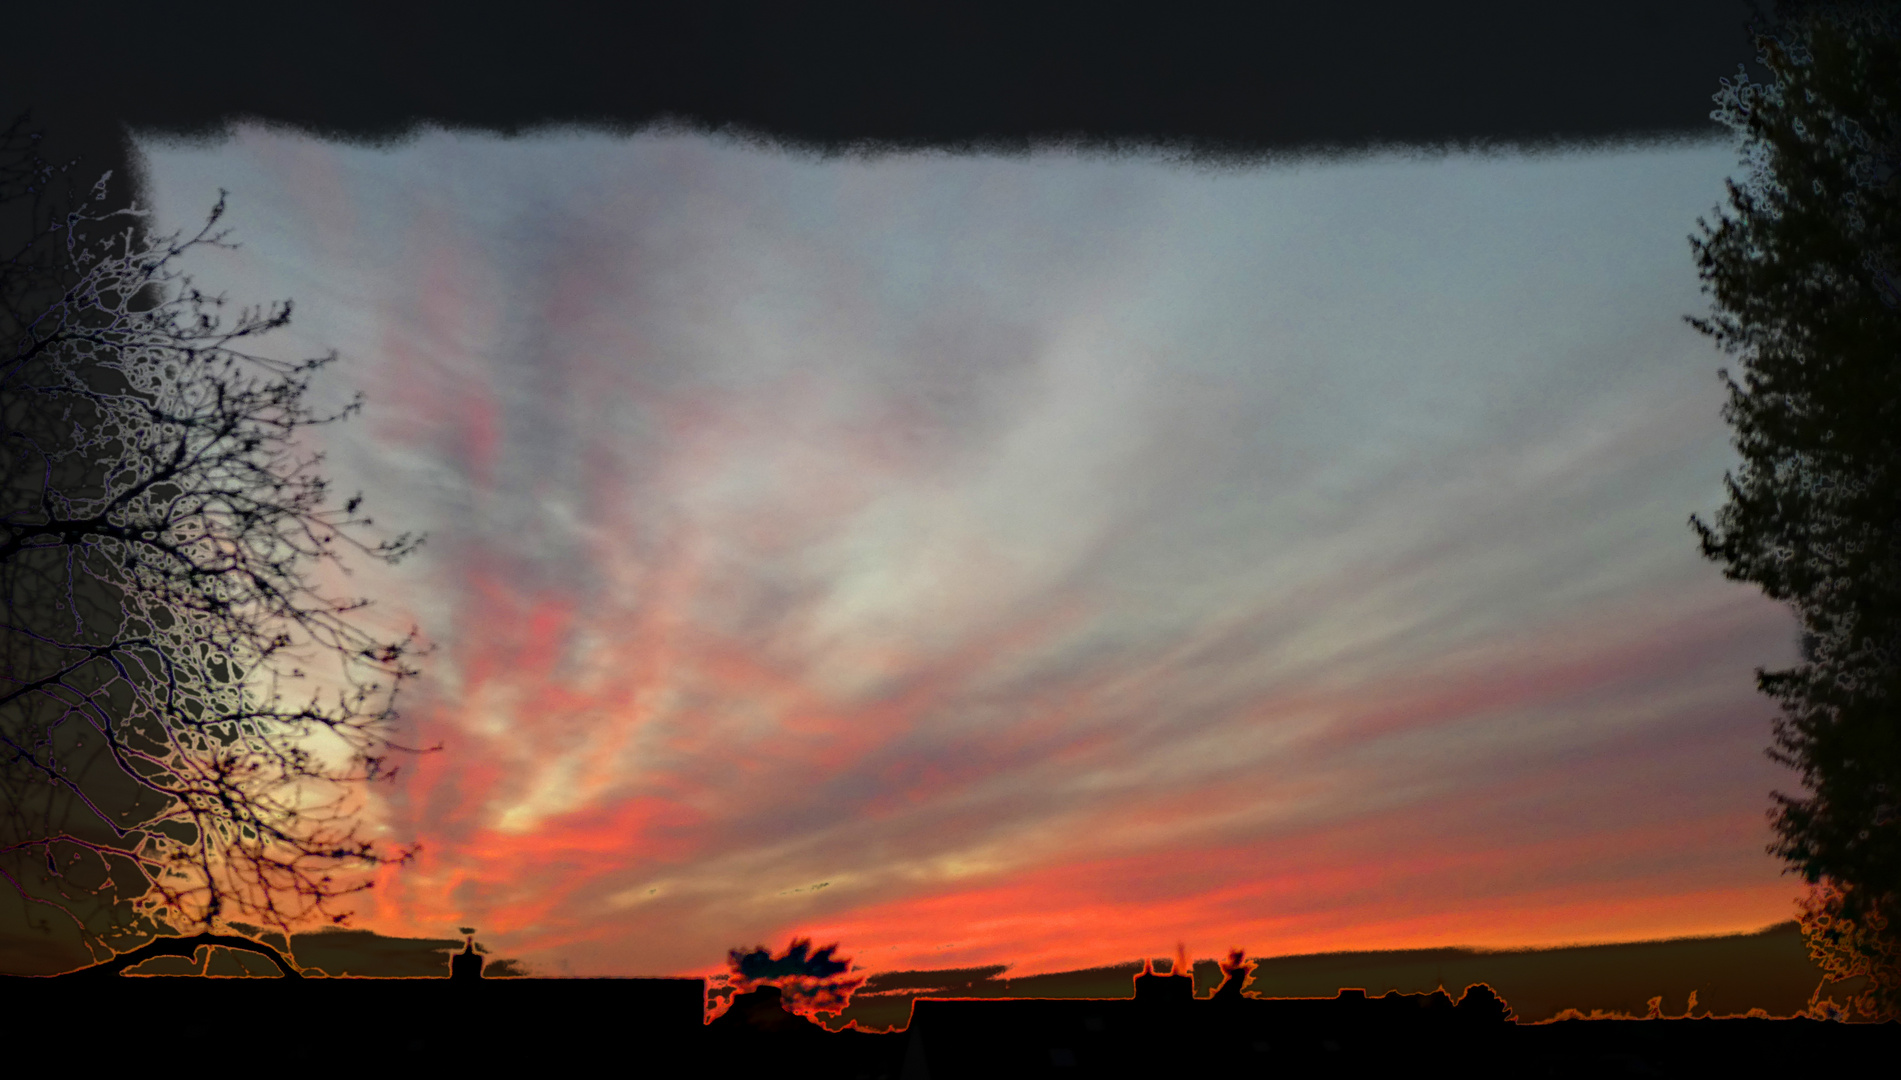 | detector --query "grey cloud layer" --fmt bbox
[132,129,1800,972]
